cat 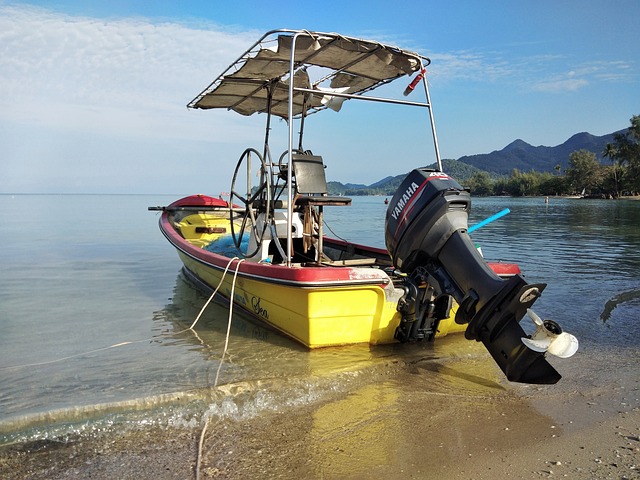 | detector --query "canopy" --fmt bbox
[188,30,427,119]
